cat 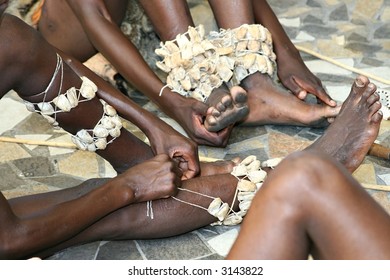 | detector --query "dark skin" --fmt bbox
[142,0,340,127]
[227,149,390,260]
[0,3,388,260]
[209,0,336,105]
[38,0,340,147]
[38,0,232,147]
[1,10,199,178]
[0,7,240,259]
[3,75,388,259]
